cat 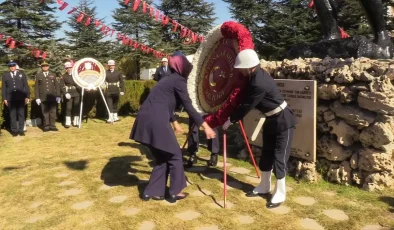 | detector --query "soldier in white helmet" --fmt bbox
[153,57,171,81]
[105,60,124,123]
[222,49,296,209]
[59,62,81,128]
